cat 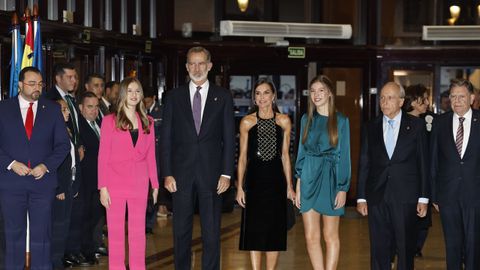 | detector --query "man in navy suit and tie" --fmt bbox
[357,82,429,270]
[160,46,235,270]
[0,67,70,269]
[431,79,480,269]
